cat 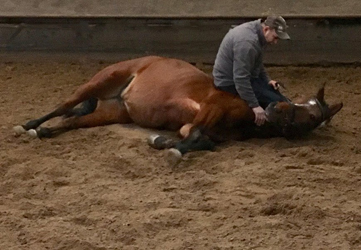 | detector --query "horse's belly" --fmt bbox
[124,100,168,128]
[123,96,199,130]
[120,63,205,129]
